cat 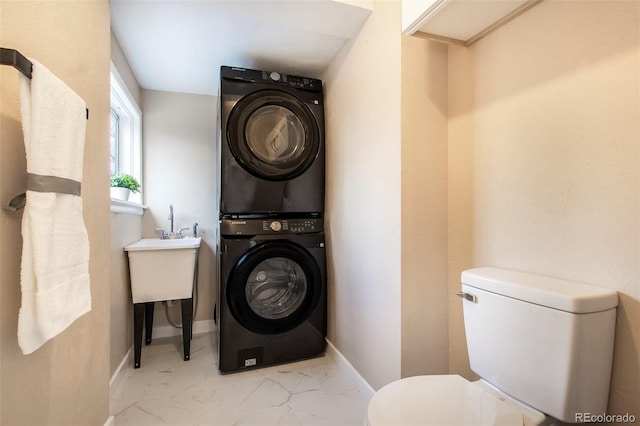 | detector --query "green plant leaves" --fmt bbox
[110,173,141,193]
